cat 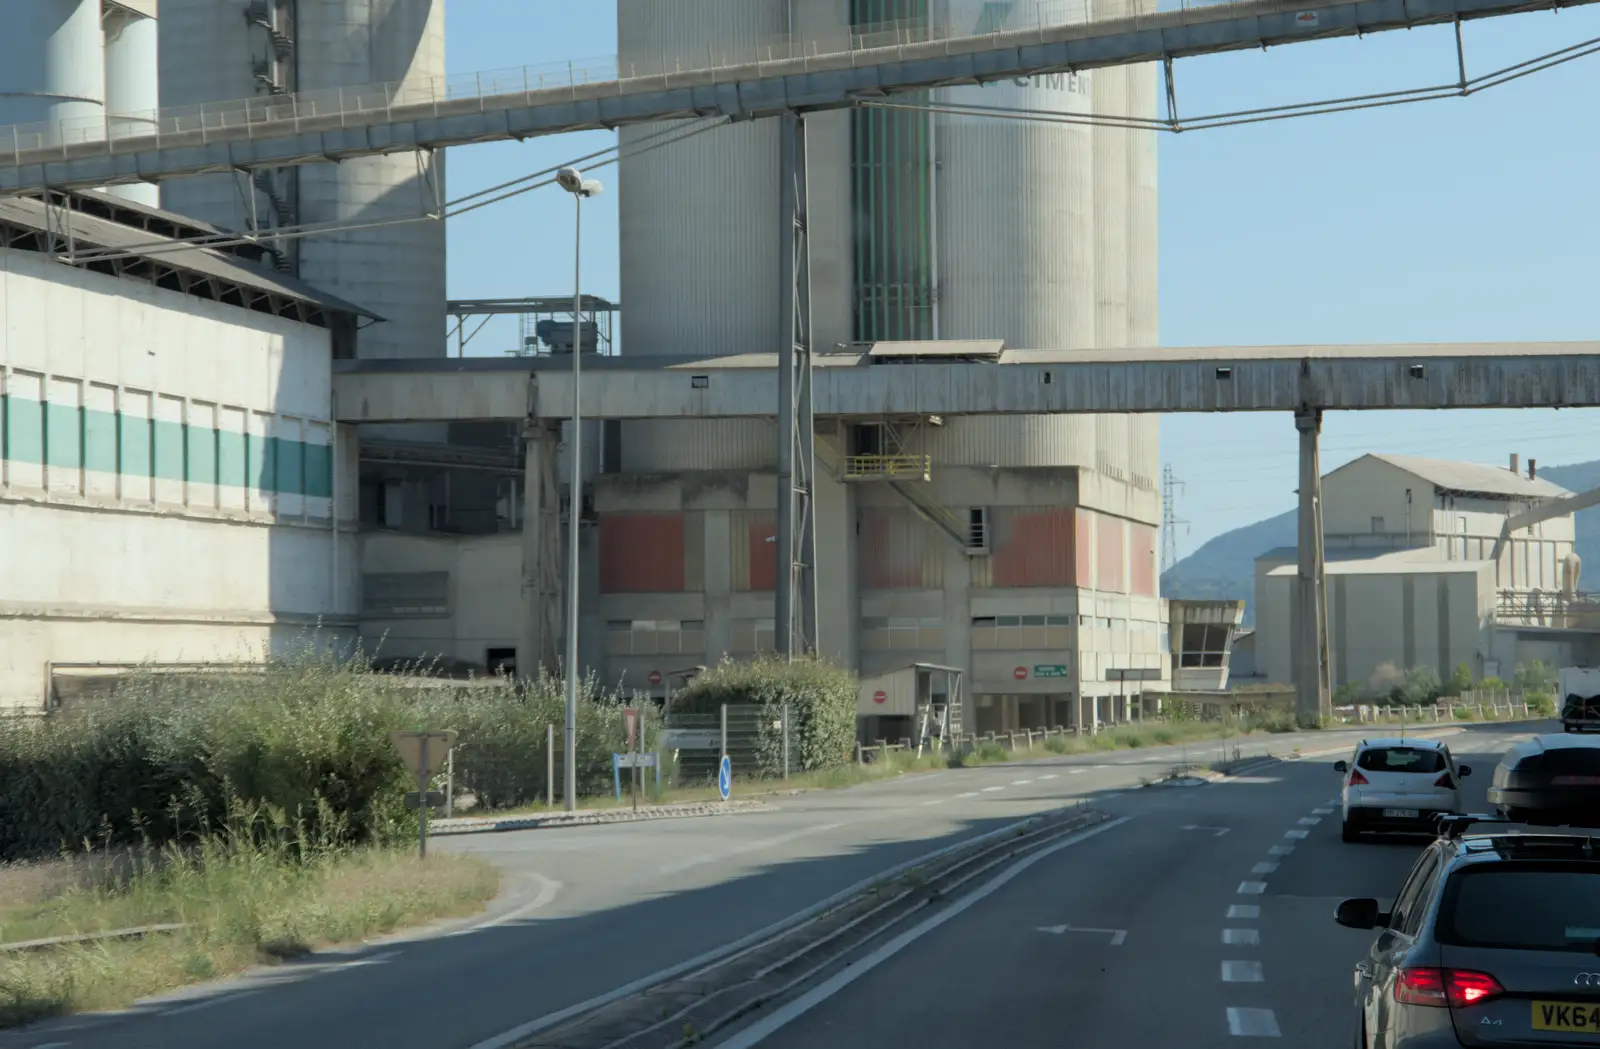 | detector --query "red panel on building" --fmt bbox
[1129,522,1158,597]
[1076,509,1094,587]
[747,513,777,592]
[860,508,930,589]
[991,508,1076,588]
[1096,515,1127,594]
[599,514,686,593]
